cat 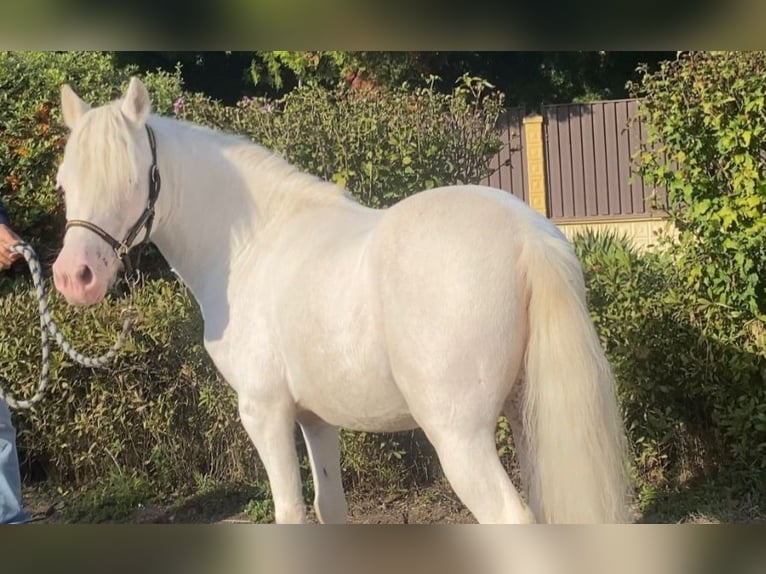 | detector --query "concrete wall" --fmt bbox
[557,217,674,251]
